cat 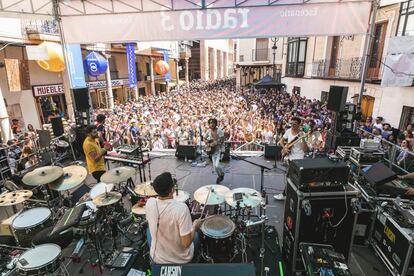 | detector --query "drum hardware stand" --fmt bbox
[259,215,267,276]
